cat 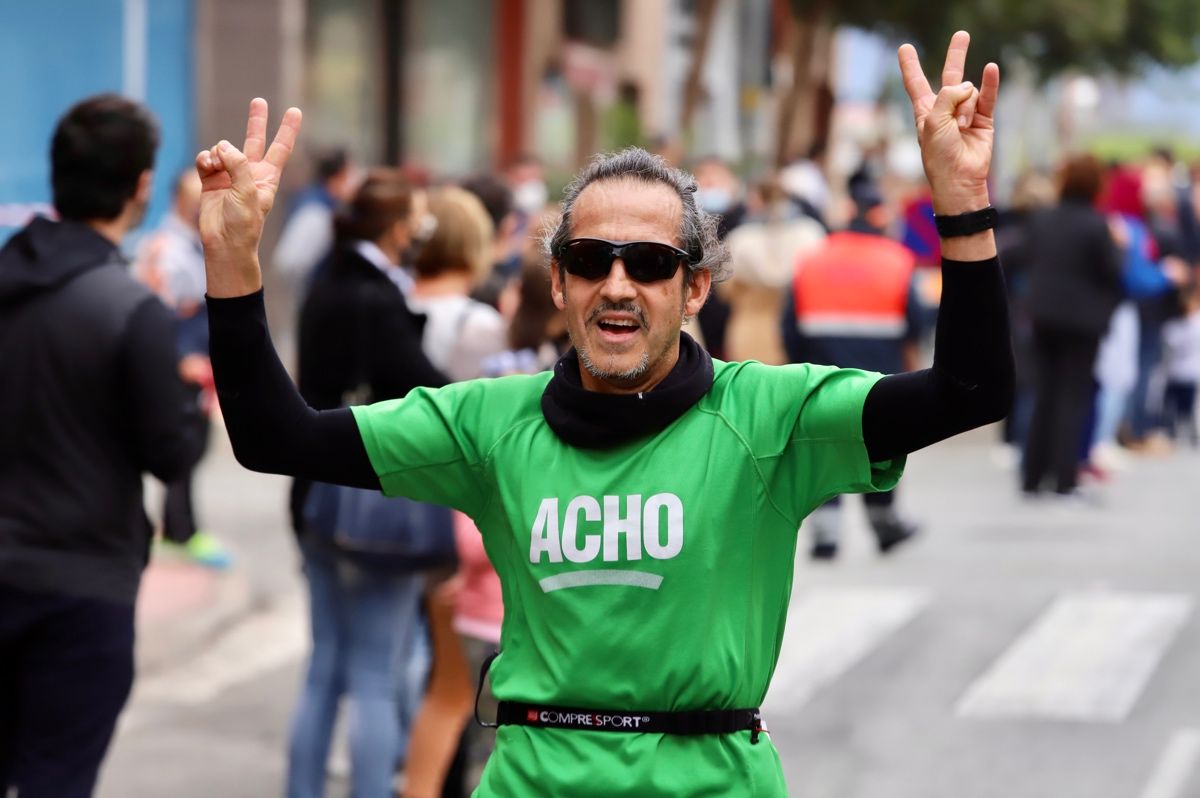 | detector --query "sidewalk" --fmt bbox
[136,555,253,674]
